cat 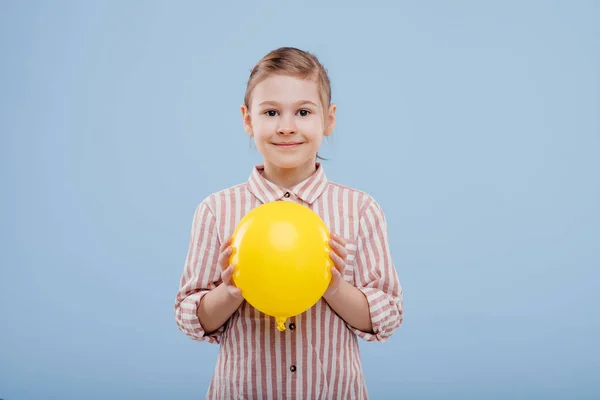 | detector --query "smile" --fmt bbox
[273,143,303,148]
